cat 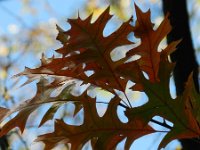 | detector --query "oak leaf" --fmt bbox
[36,92,154,150]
